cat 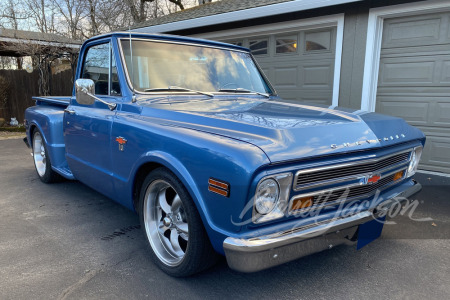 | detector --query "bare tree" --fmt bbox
[0,0,29,69]
[52,0,85,40]
[168,0,184,10]
[124,0,188,24]
[86,0,99,36]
